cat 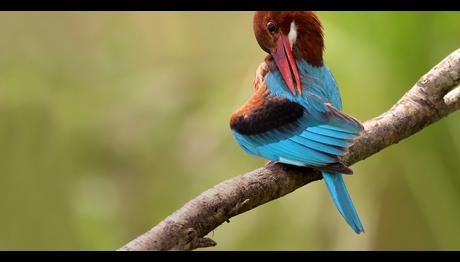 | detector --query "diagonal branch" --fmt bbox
[118,48,460,251]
